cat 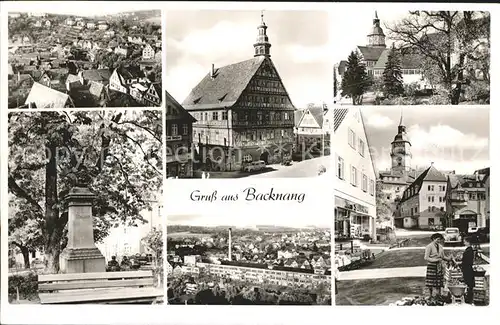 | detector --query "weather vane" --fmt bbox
[261,10,264,23]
